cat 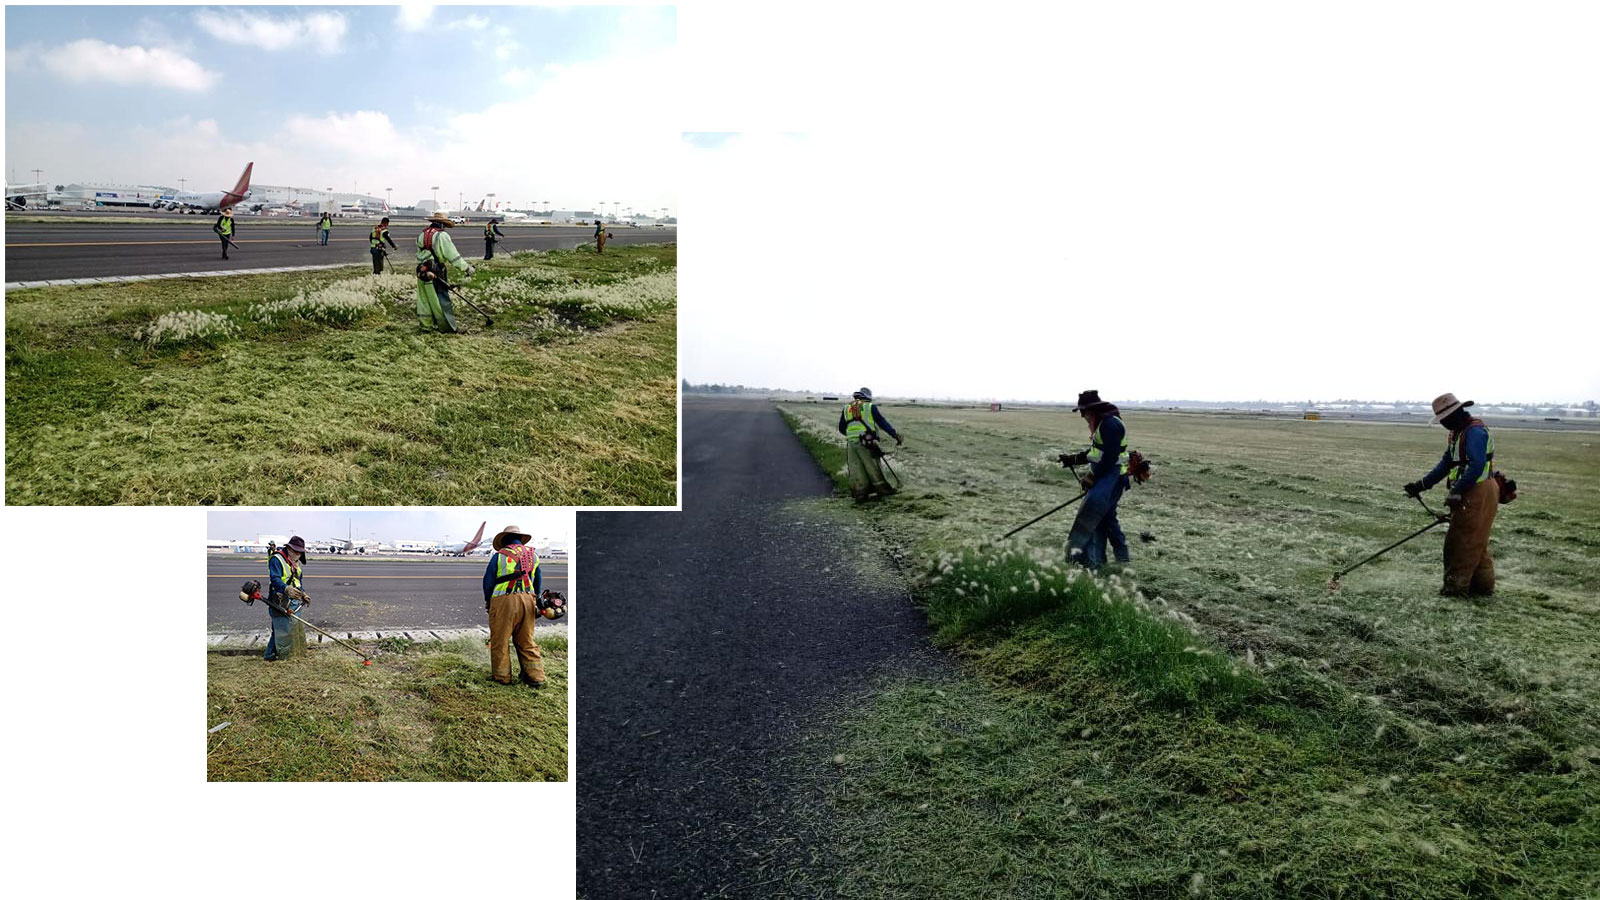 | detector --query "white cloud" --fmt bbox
[283,111,406,160]
[492,41,521,61]
[193,9,347,53]
[396,4,435,32]
[447,14,491,31]
[501,67,534,87]
[6,46,677,216]
[21,40,218,92]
